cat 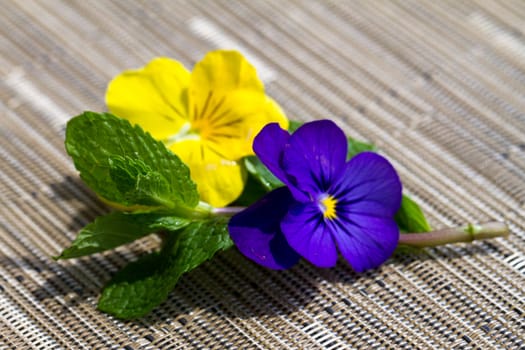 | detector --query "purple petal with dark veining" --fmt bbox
[331,152,402,217]
[228,187,300,270]
[282,120,348,201]
[281,202,338,268]
[253,123,290,186]
[330,215,399,272]
[329,152,402,271]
